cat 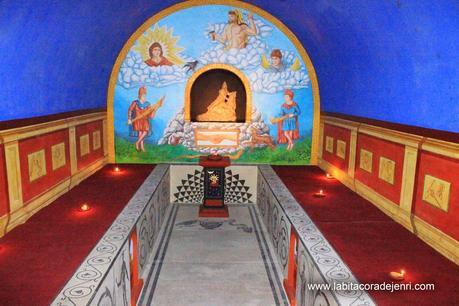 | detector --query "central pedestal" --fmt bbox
[199,155,230,218]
